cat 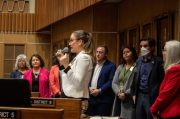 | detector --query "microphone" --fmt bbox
[62,47,69,54]
[55,47,70,58]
